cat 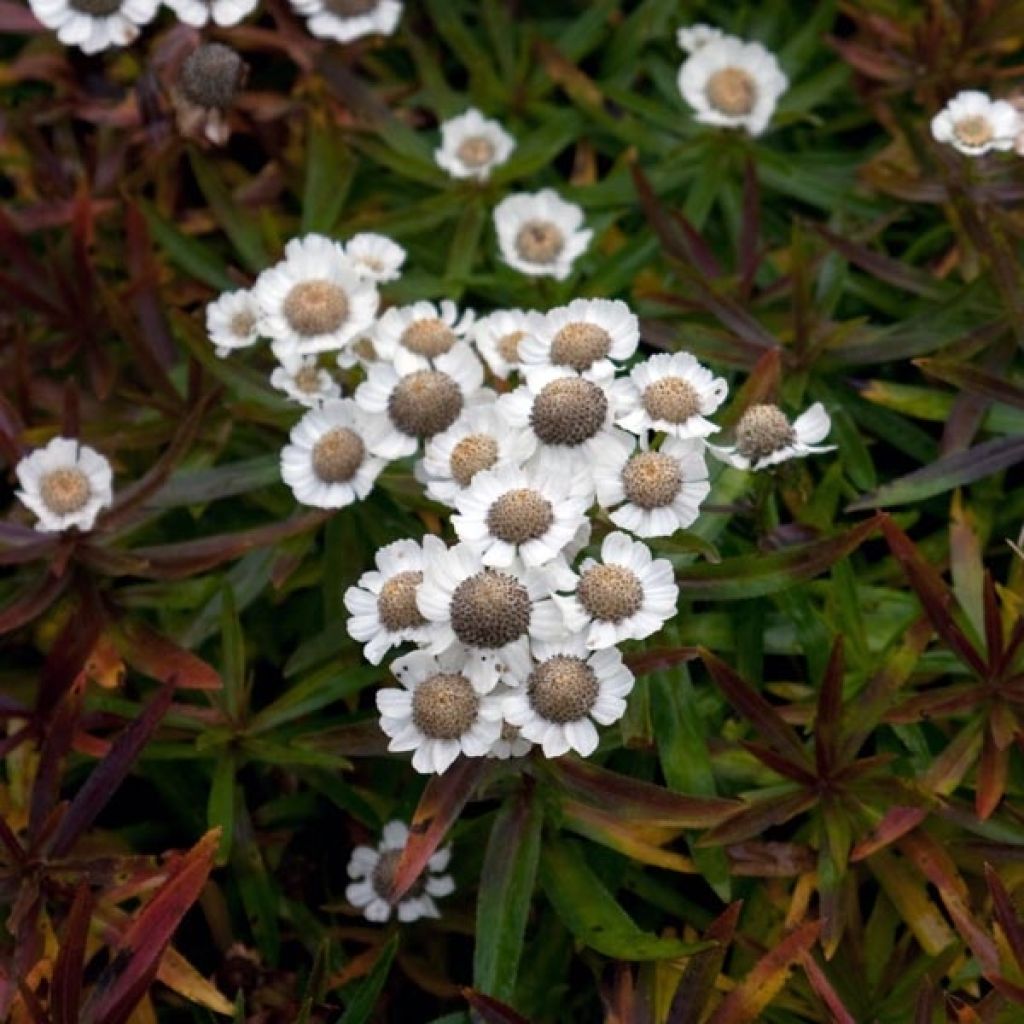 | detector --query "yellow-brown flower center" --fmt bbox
[621,451,682,509]
[577,564,643,623]
[706,67,757,116]
[450,434,500,487]
[550,322,611,372]
[40,467,91,516]
[450,569,531,648]
[311,427,365,483]
[388,370,464,439]
[497,330,525,365]
[293,364,323,393]
[642,376,701,423]
[326,0,379,14]
[282,280,349,337]
[411,672,479,739]
[515,220,564,265]
[530,377,607,447]
[401,317,457,358]
[229,309,257,339]
[377,570,426,631]
[528,655,600,724]
[70,0,122,14]
[735,404,795,460]
[486,488,554,544]
[455,135,496,168]
[953,115,994,148]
